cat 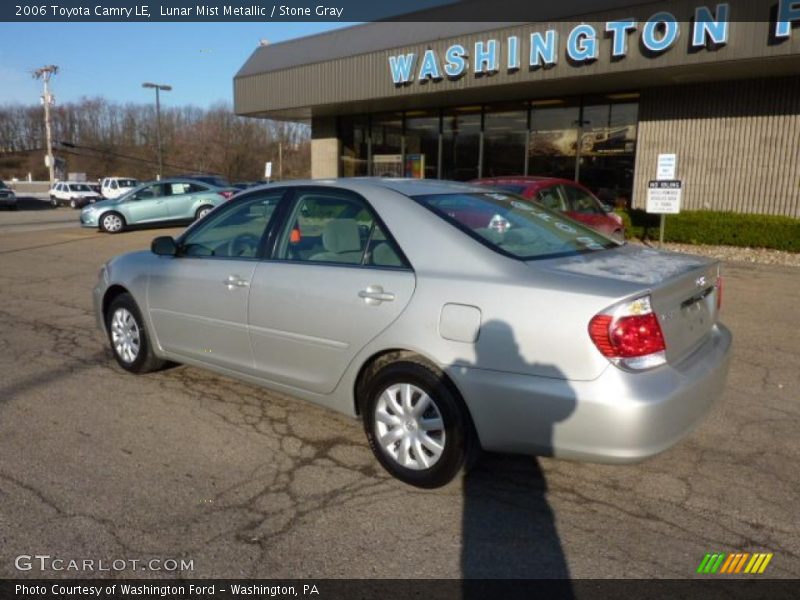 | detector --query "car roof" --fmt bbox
[247,177,490,197]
